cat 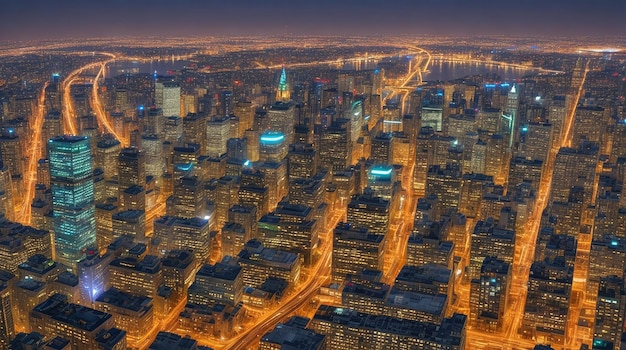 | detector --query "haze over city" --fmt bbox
[1,0,625,40]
